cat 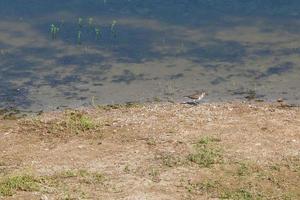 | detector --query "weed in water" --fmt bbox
[88,17,94,27]
[78,17,83,28]
[50,24,60,39]
[111,20,117,32]
[77,30,82,44]
[110,20,117,37]
[95,27,101,40]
